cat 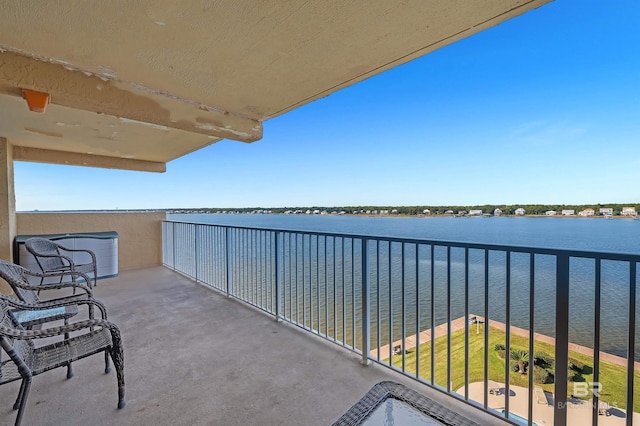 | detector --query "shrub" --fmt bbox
[568,370,582,382]
[533,365,551,384]
[534,351,554,368]
[496,349,506,360]
[494,343,506,351]
[568,358,585,373]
